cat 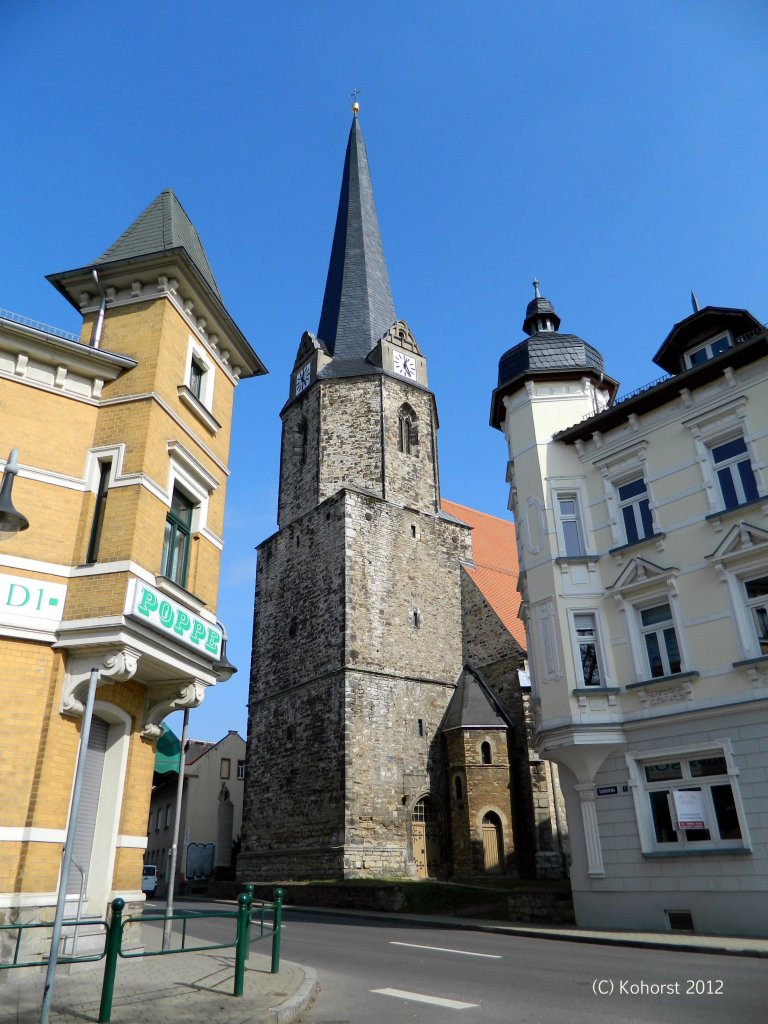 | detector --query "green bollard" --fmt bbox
[98,897,125,1023]
[244,884,254,961]
[270,888,283,974]
[233,893,249,997]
